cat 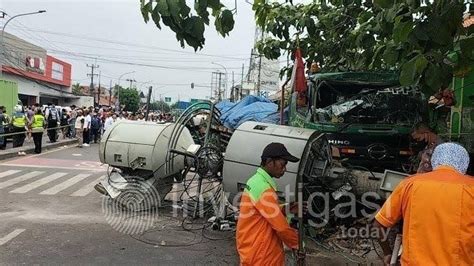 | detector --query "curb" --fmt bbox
[0,139,78,161]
